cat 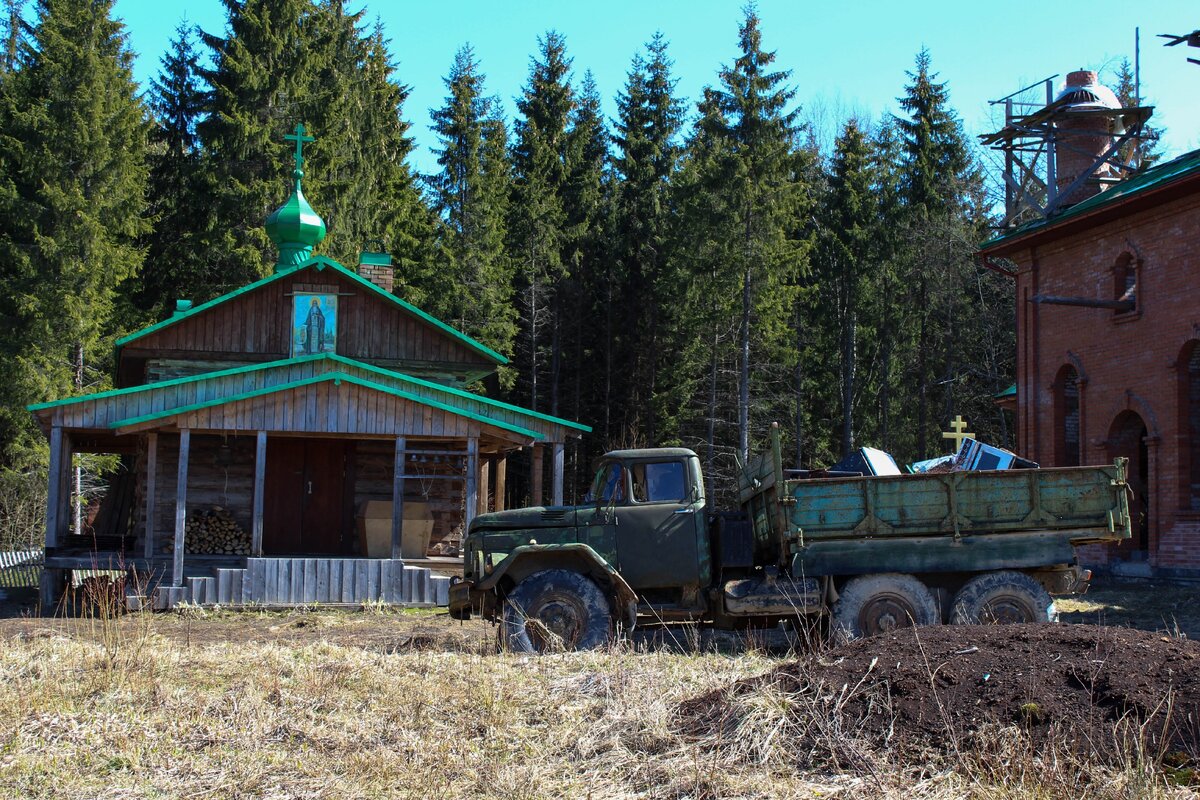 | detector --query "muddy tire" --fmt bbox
[949,570,1057,625]
[831,573,940,641]
[500,569,612,653]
